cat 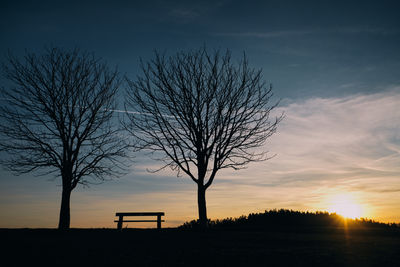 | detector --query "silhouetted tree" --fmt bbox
[0,47,127,230]
[124,48,283,227]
